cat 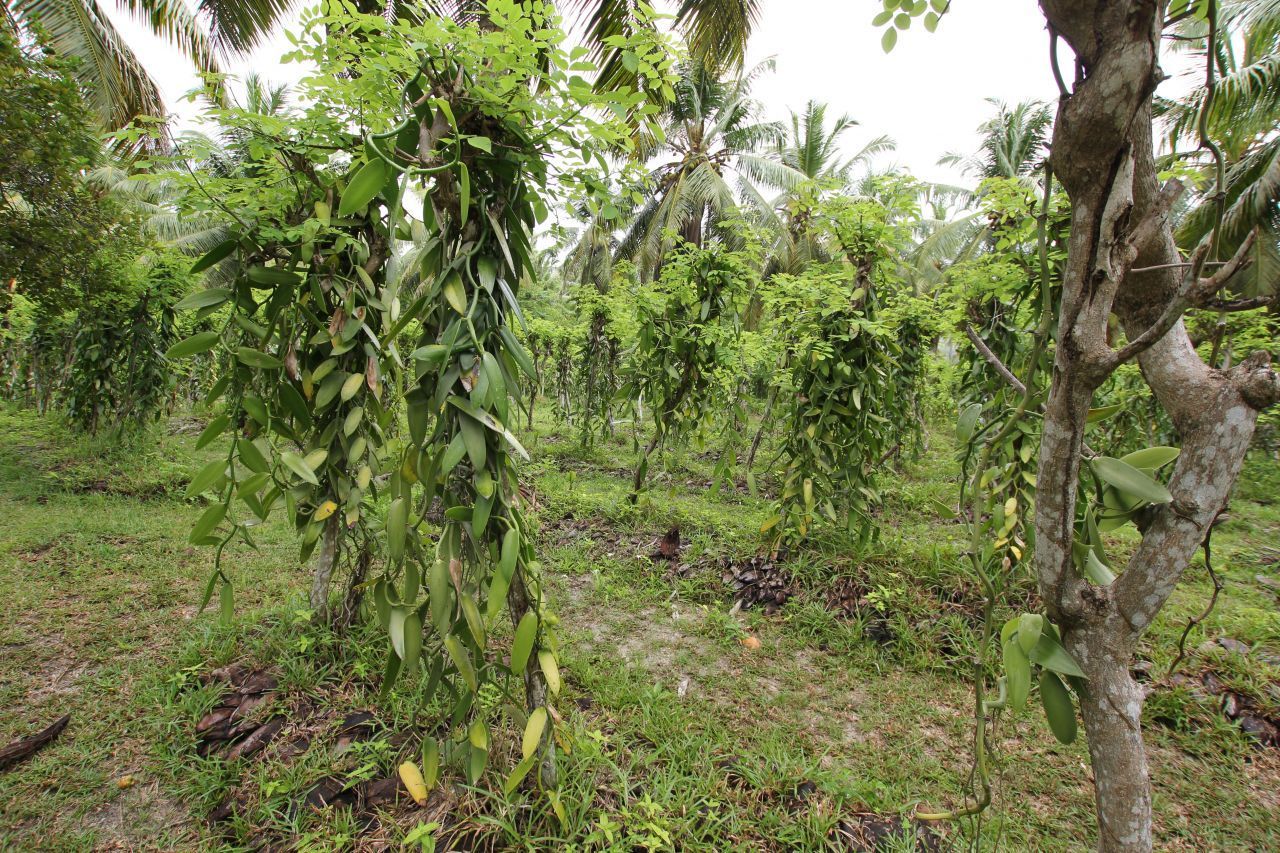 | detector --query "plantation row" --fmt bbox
[3,0,1279,849]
